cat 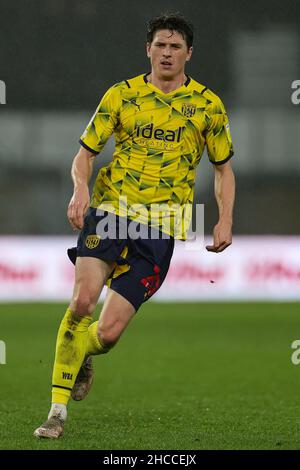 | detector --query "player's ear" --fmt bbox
[146,42,151,58]
[186,46,193,62]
